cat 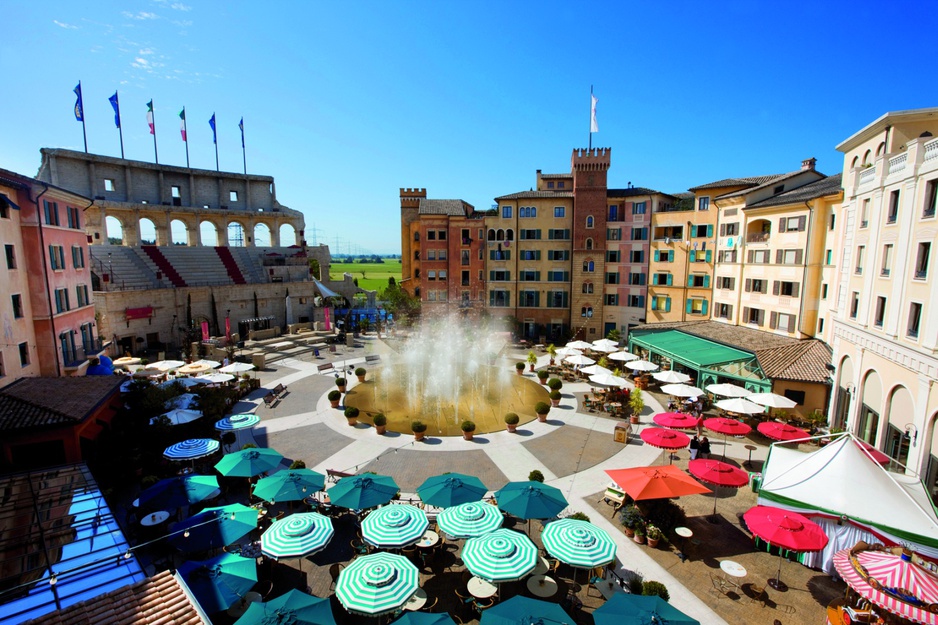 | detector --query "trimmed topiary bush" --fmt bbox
[547,378,563,391]
[549,390,562,401]
[328,390,341,401]
[536,370,549,380]
[372,413,387,426]
[460,420,476,432]
[344,406,360,419]
[515,362,526,372]
[411,420,428,433]
[528,470,545,482]
[535,401,550,415]
[642,580,670,602]
[504,412,520,425]
[289,460,306,469]
[336,377,347,387]
[355,367,366,377]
